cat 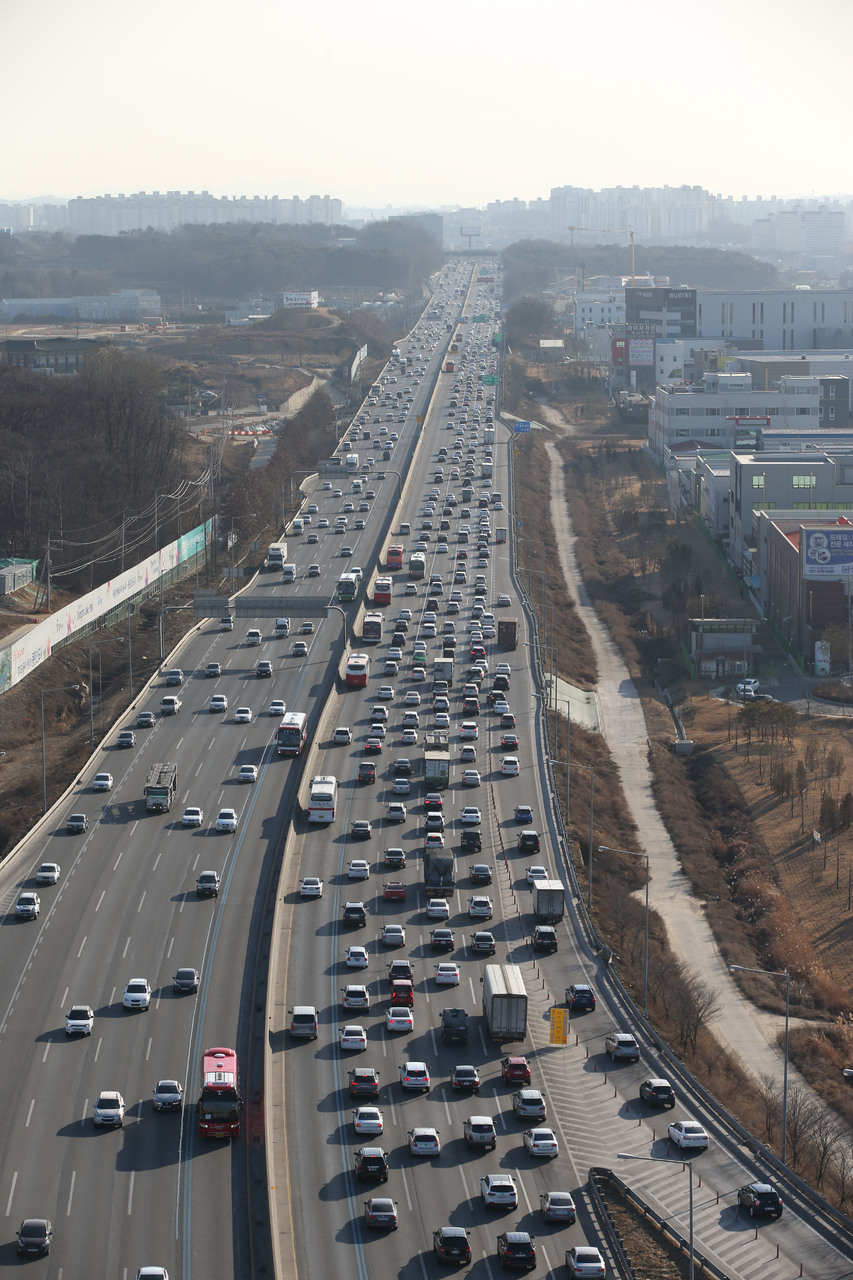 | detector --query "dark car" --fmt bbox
[358,762,376,784]
[639,1077,675,1108]
[470,930,496,955]
[566,983,596,1012]
[393,758,413,776]
[136,711,155,728]
[434,1225,472,1265]
[117,729,136,748]
[470,863,492,884]
[517,830,540,854]
[354,1146,389,1182]
[343,901,368,927]
[385,848,406,869]
[501,1056,532,1085]
[461,829,482,853]
[173,967,200,993]
[737,1182,783,1218]
[17,1218,52,1256]
[532,925,558,953]
[497,1231,536,1270]
[349,1067,380,1098]
[450,1064,481,1092]
[431,927,455,952]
